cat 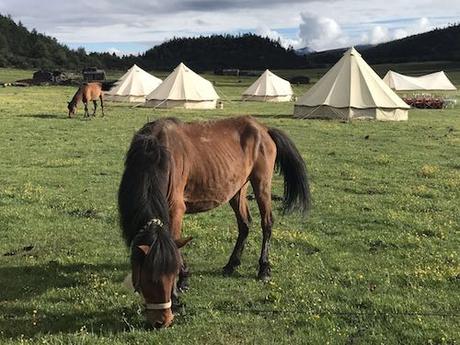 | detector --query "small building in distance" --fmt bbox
[82,67,106,82]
